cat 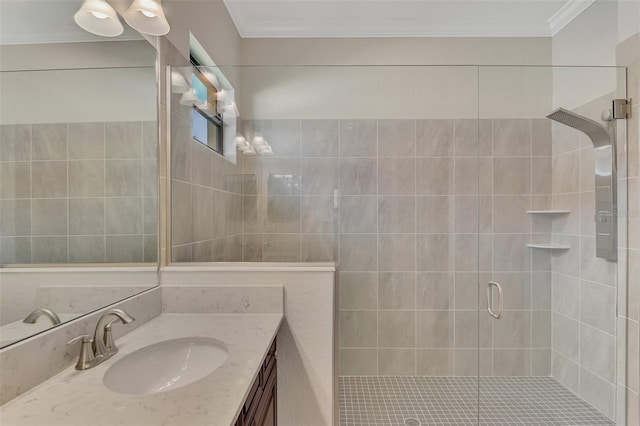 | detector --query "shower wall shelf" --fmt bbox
[526,210,571,214]
[527,244,571,250]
